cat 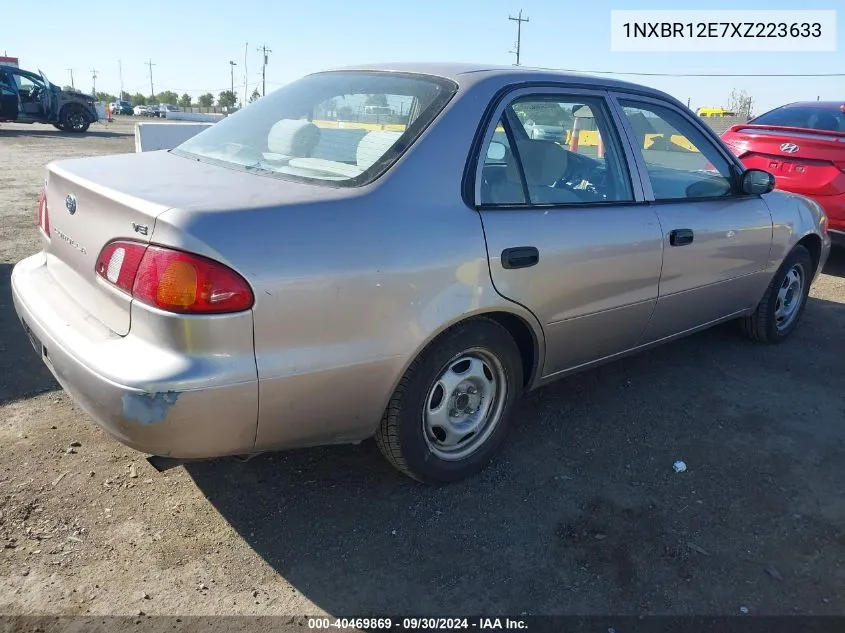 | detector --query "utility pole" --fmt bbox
[508,9,529,66]
[67,68,75,89]
[145,59,156,99]
[118,60,124,99]
[257,44,272,96]
[229,60,237,100]
[243,42,249,105]
[90,69,98,96]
